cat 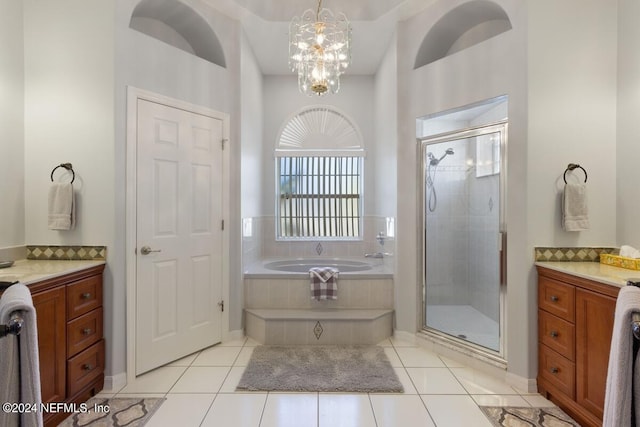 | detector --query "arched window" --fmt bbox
[275,107,365,239]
